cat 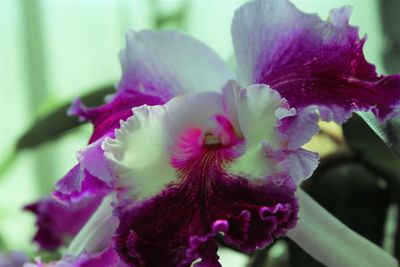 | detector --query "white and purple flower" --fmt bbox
[26,0,399,266]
